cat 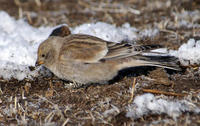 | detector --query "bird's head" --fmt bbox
[36,37,58,67]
